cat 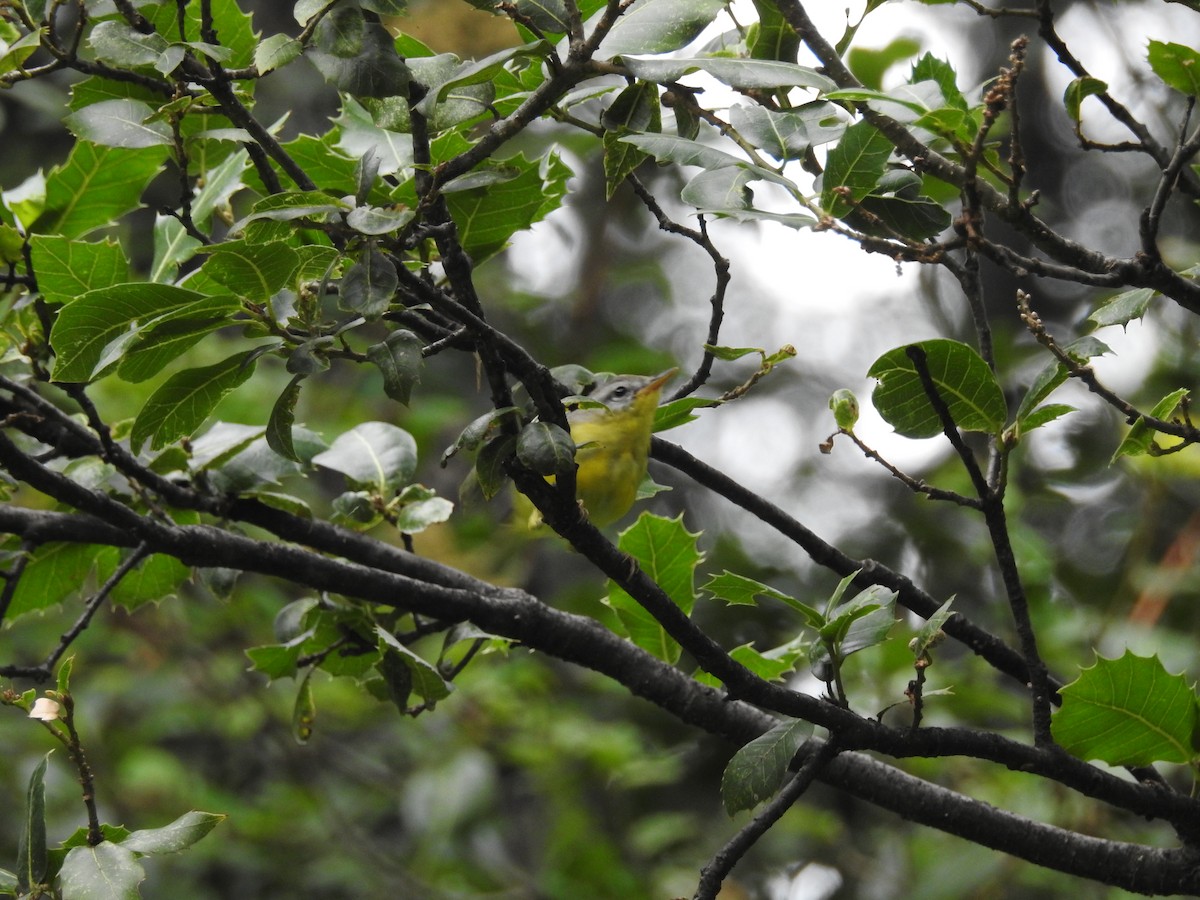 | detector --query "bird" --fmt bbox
[524,367,677,528]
